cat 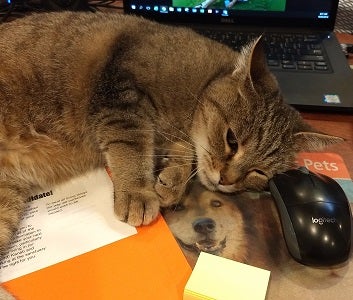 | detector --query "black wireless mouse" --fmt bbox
[269,167,352,266]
